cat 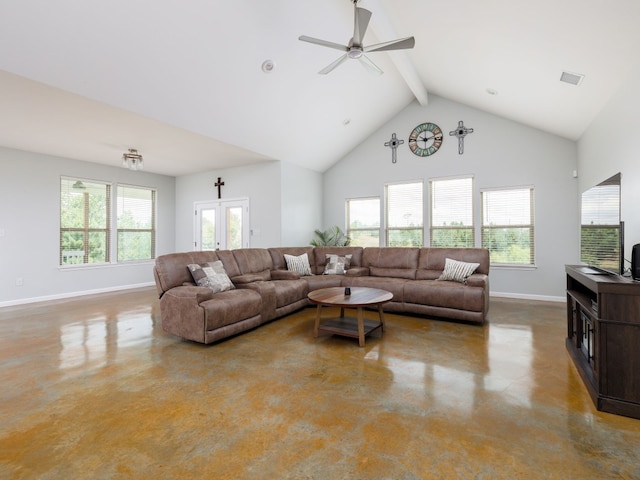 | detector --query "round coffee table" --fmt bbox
[308,286,393,347]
